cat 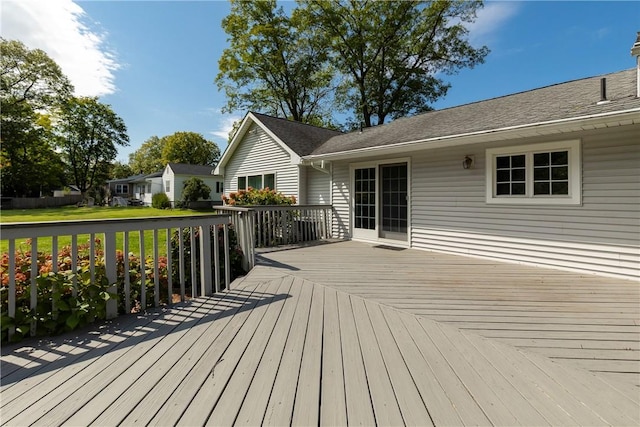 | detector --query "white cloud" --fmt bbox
[209,114,243,143]
[466,1,520,43]
[1,0,120,97]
